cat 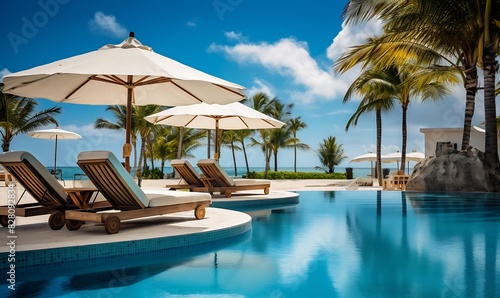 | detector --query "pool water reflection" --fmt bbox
[4,191,500,297]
